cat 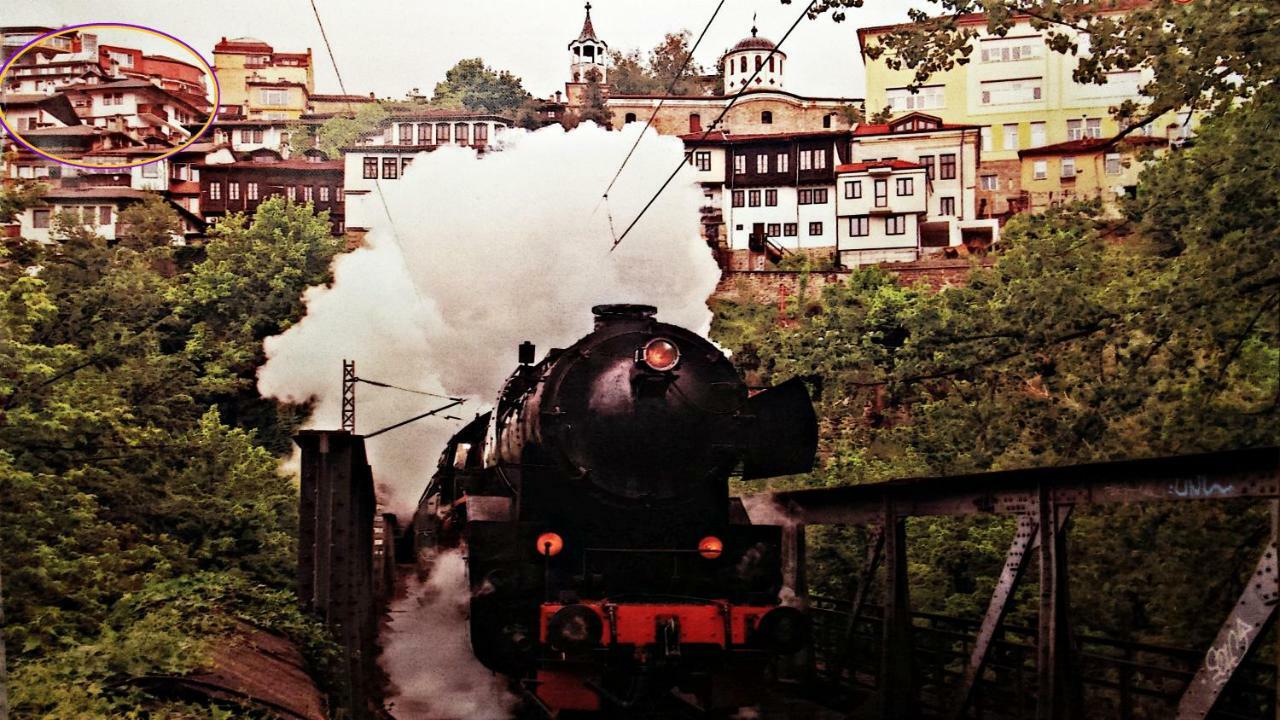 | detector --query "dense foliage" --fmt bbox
[809,0,1277,137]
[715,87,1279,647]
[0,197,343,716]
[609,31,711,96]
